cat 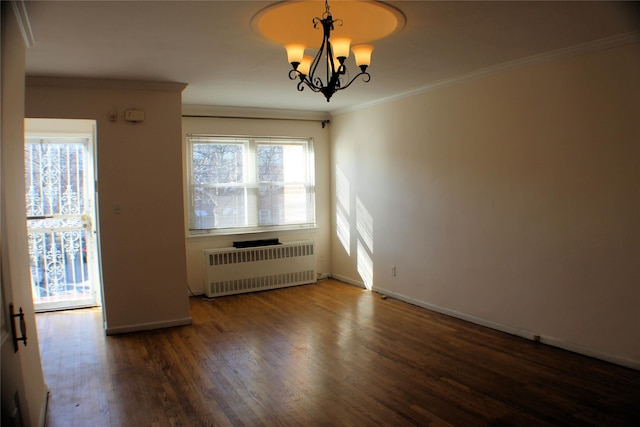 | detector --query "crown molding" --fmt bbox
[182,104,330,122]
[334,31,640,115]
[25,76,188,92]
[11,0,35,48]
